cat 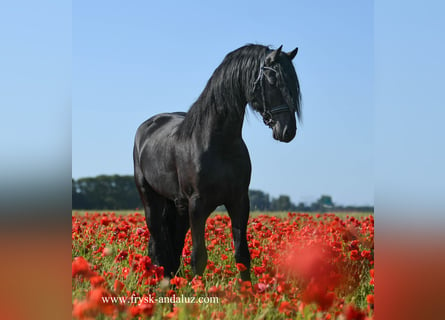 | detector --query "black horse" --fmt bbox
[133,44,301,281]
